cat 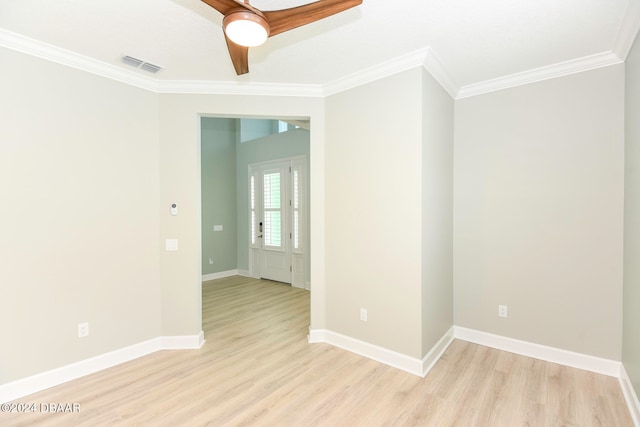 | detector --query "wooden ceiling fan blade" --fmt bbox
[263,0,362,37]
[201,0,244,15]
[229,0,263,16]
[225,34,250,75]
